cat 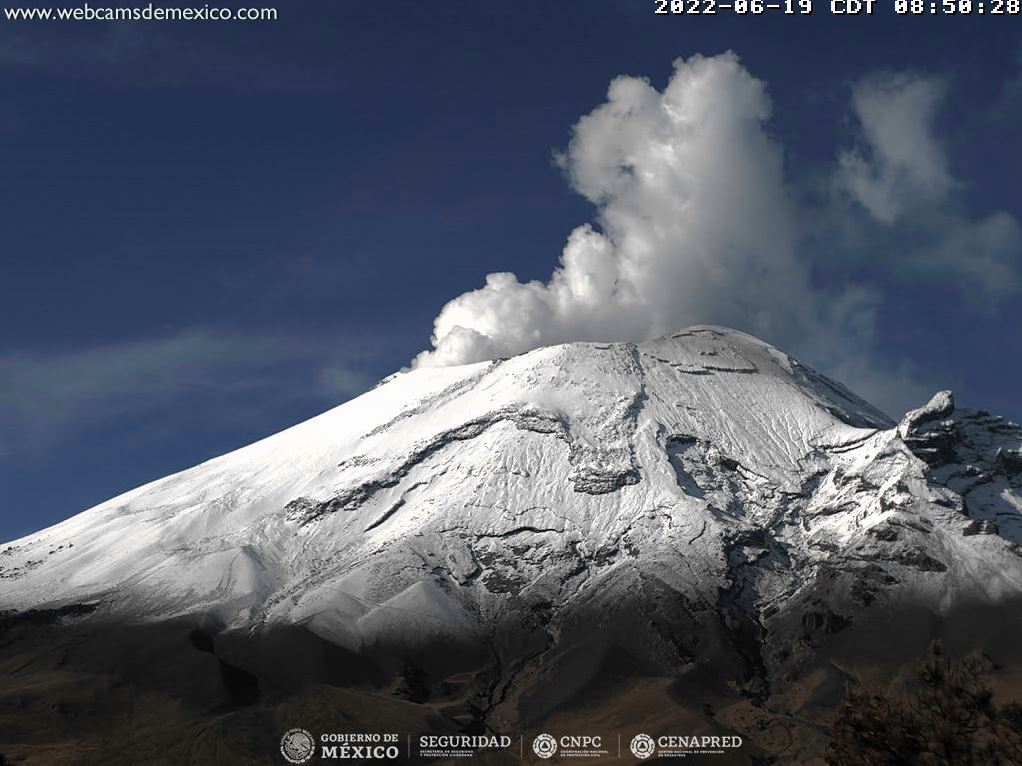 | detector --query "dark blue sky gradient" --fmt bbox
[1,1,1019,540]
